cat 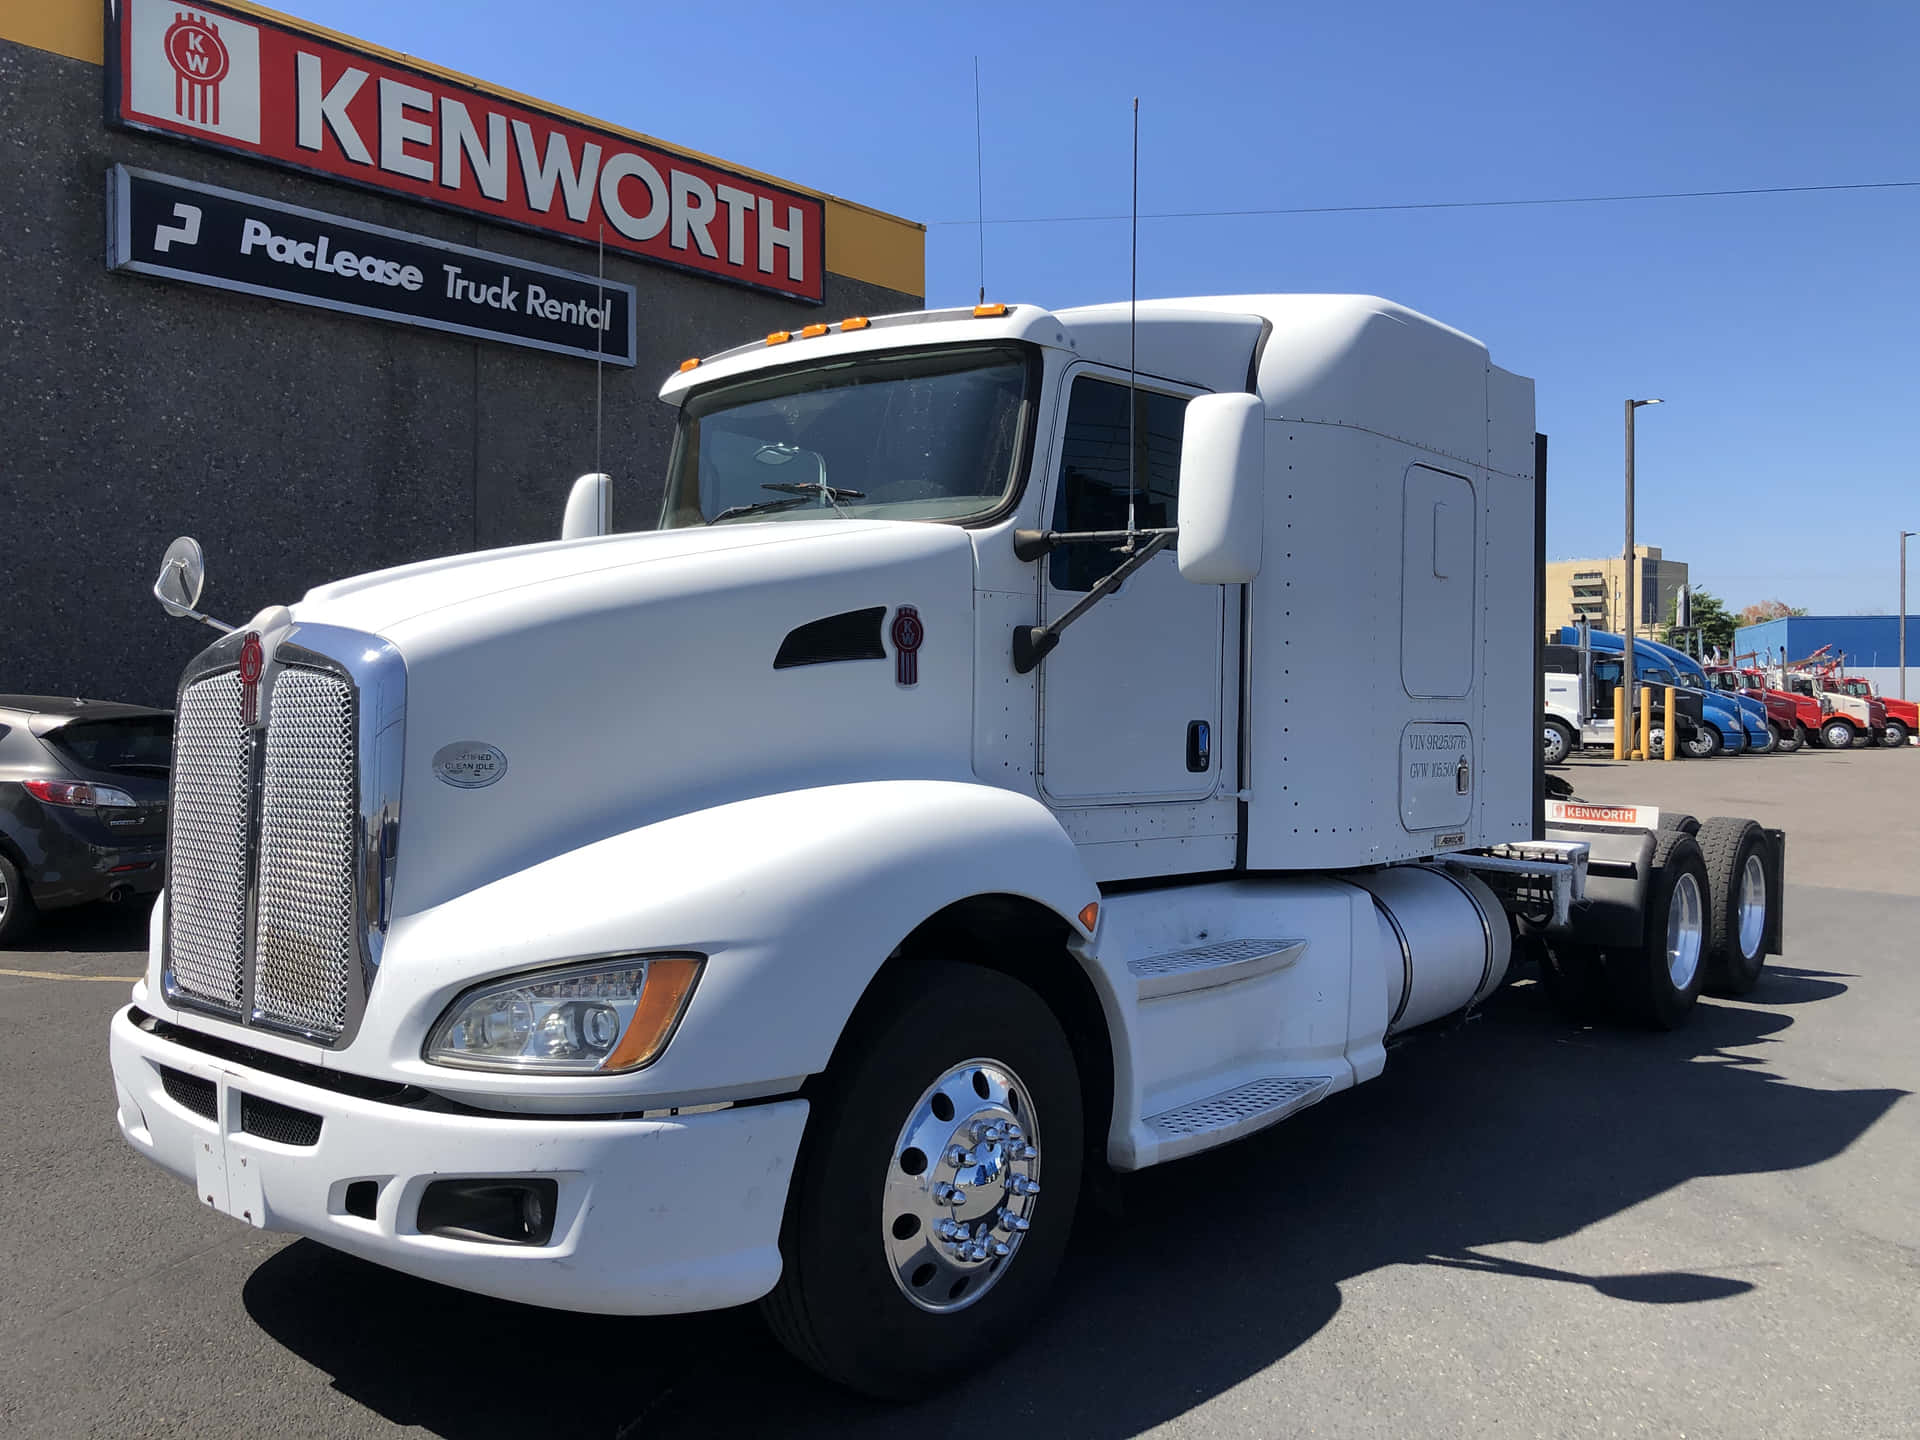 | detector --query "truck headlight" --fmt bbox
[424,957,702,1073]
